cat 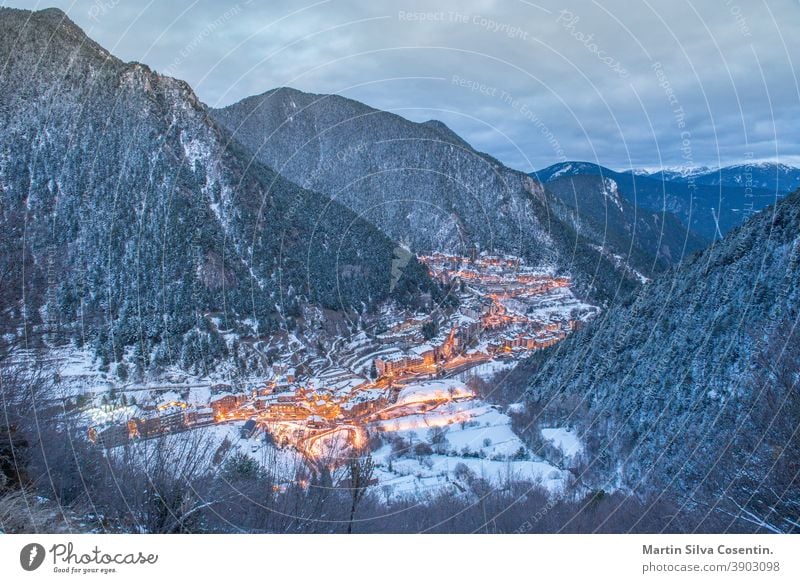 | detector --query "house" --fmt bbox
[257,383,275,397]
